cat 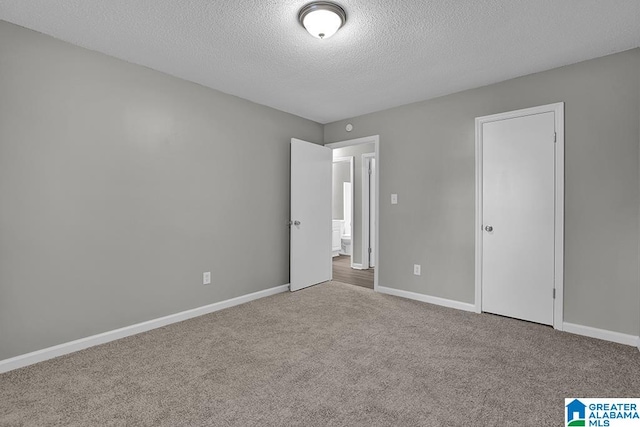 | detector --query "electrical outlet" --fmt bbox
[203,272,211,285]
[391,194,398,204]
[413,264,421,276]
